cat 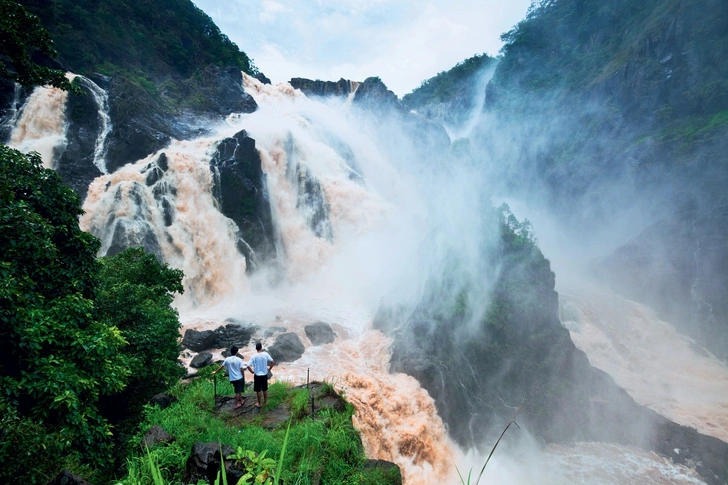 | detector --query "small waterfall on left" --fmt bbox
[8,74,75,168]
